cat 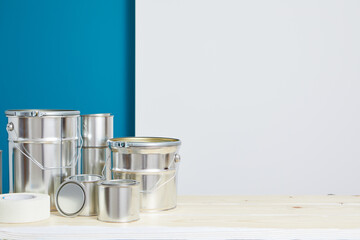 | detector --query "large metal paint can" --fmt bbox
[108,137,181,212]
[5,109,81,211]
[81,114,113,178]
